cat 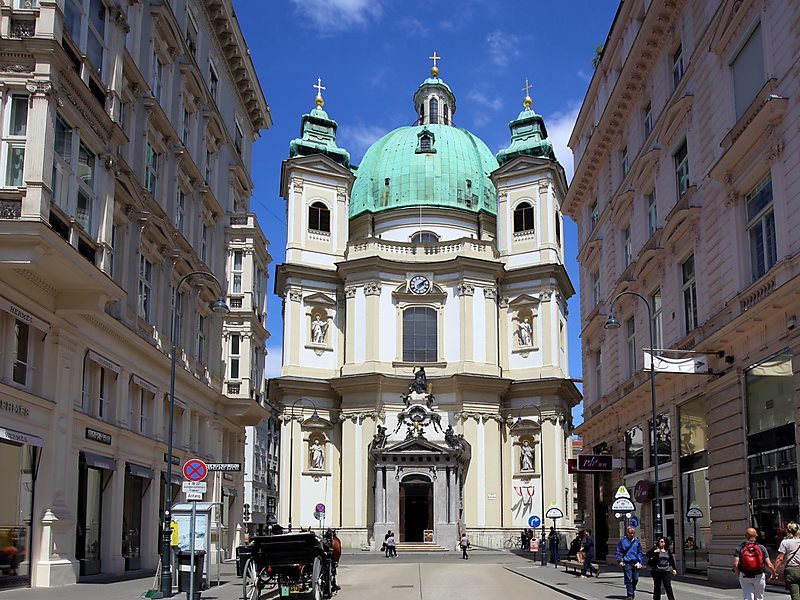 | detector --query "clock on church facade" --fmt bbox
[271,59,580,550]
